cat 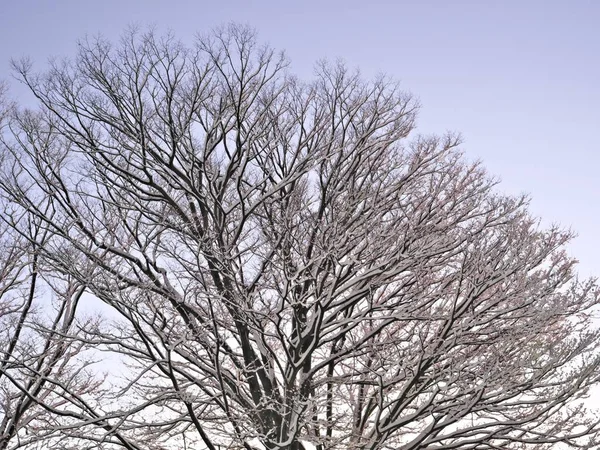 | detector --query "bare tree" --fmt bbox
[0,87,141,450]
[1,25,599,450]
[0,198,110,450]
